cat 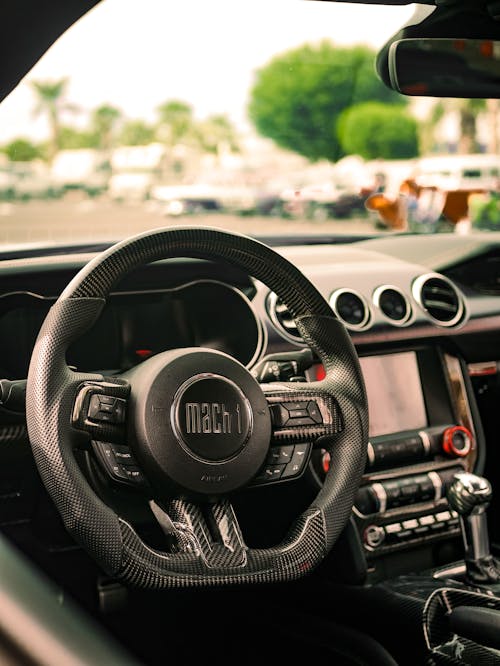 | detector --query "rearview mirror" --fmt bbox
[388,38,500,98]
